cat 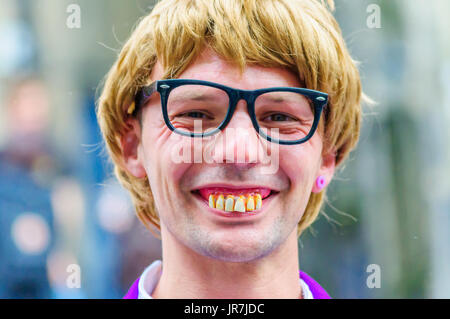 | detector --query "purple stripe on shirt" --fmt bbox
[123,278,140,299]
[299,270,331,299]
